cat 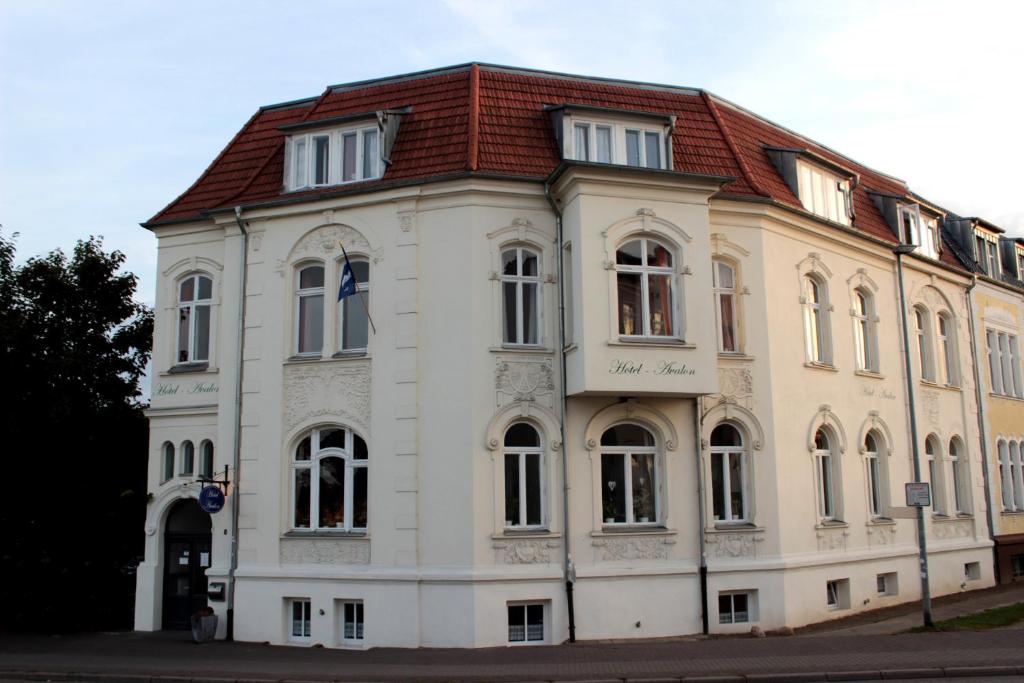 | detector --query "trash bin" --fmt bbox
[191,607,218,643]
